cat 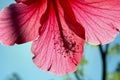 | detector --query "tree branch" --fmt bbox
[99,45,107,80]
